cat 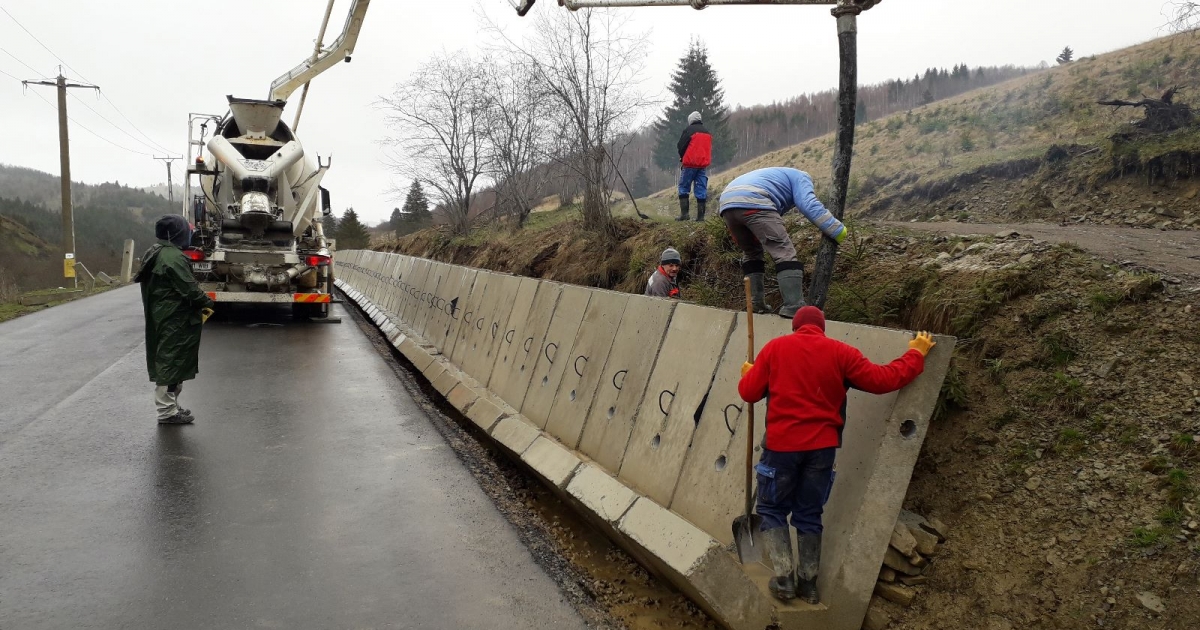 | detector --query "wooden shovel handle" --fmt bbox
[743,277,756,516]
